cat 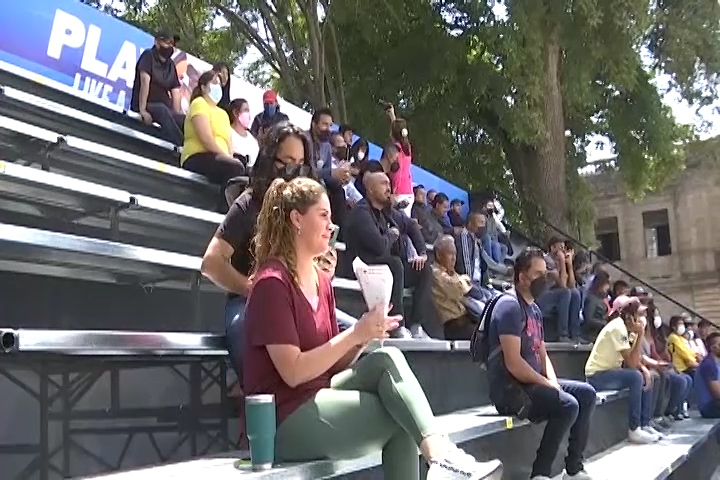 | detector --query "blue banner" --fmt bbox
[0,0,469,210]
